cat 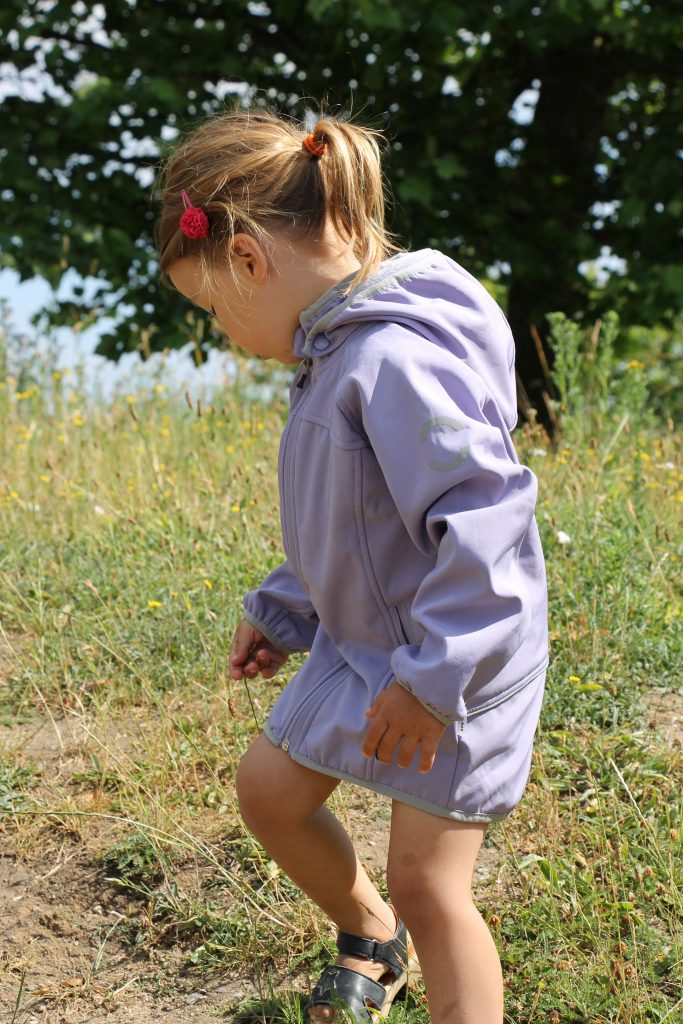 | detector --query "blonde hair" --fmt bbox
[155,108,402,290]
